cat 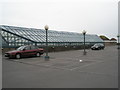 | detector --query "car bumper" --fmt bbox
[5,53,15,58]
[5,53,10,57]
